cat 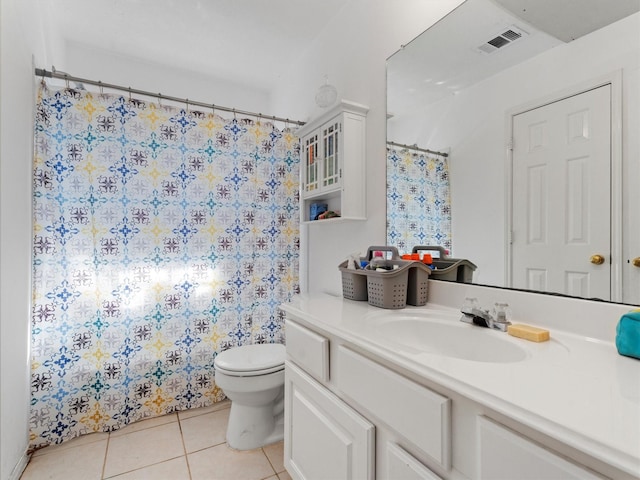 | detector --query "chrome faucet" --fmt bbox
[460,298,511,332]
